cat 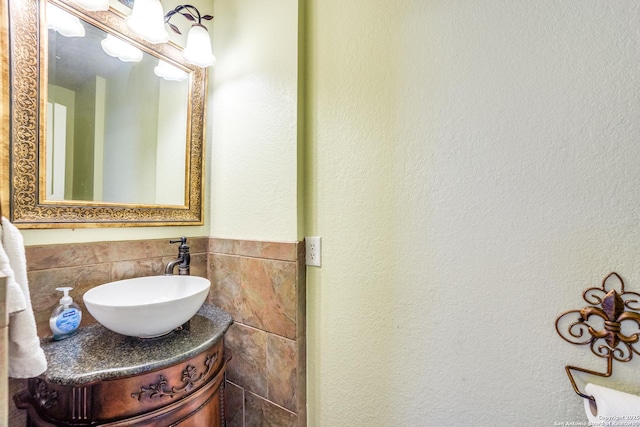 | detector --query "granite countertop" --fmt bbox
[40,303,233,385]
